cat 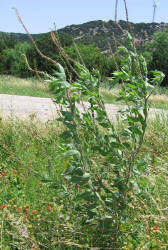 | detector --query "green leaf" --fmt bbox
[60,81,70,88]
[70,172,90,185]
[75,190,96,201]
[127,84,137,89]
[61,131,73,139]
[65,165,76,174]
[82,172,90,180]
[64,150,81,158]
[61,111,73,121]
